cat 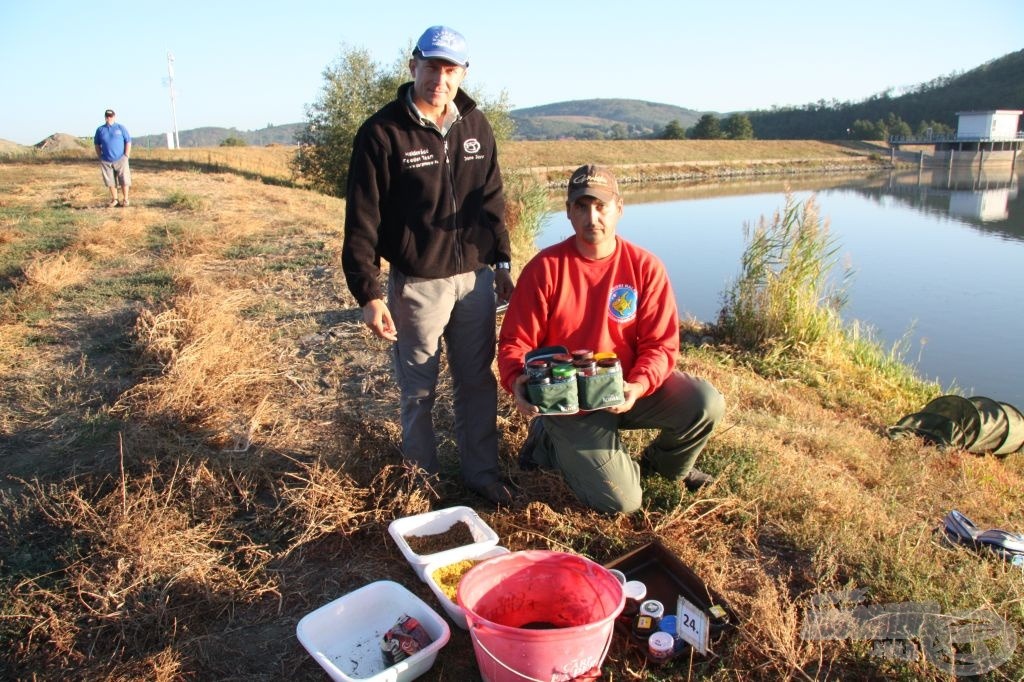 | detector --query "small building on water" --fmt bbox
[890,109,1023,165]
[941,110,1023,153]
